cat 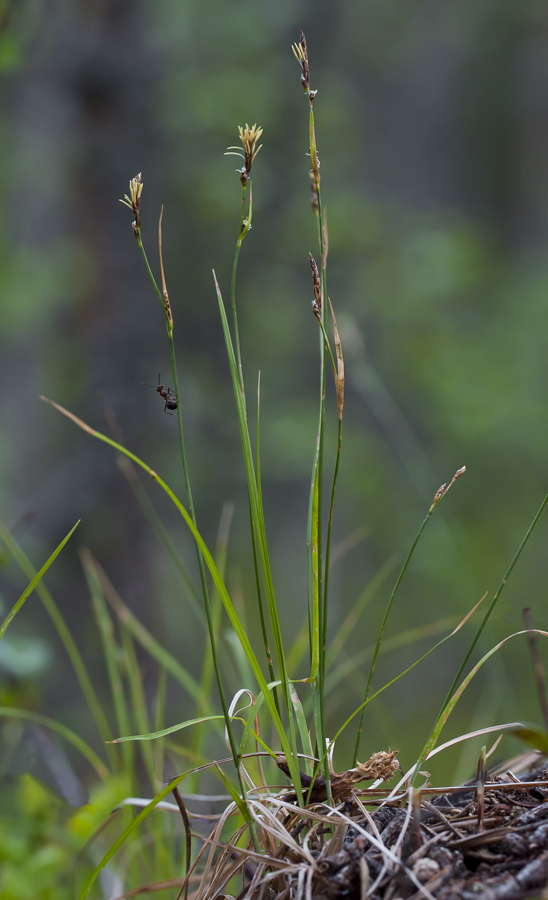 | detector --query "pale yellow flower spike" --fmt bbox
[225,124,263,185]
[119,173,143,234]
